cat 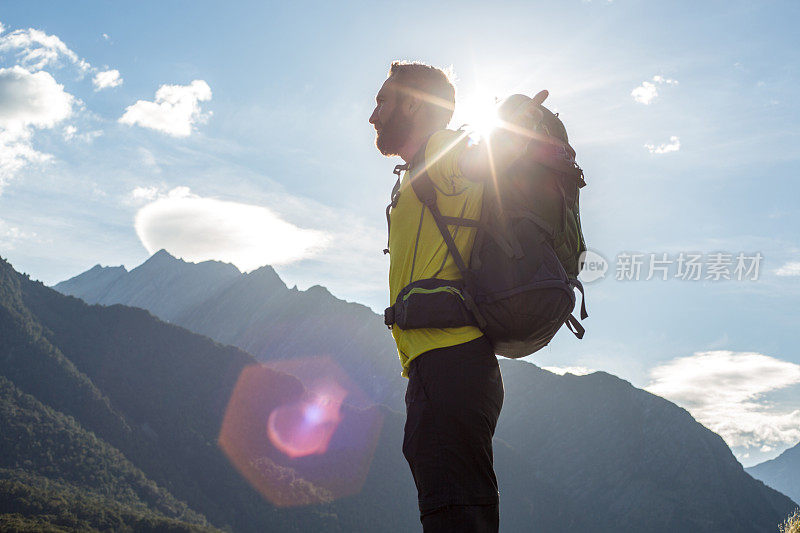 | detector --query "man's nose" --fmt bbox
[369,108,378,125]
